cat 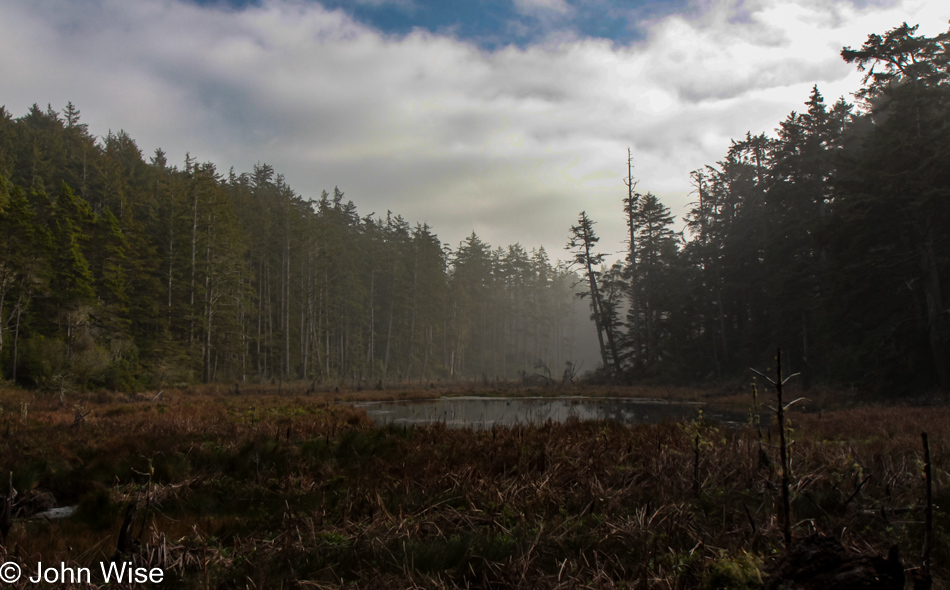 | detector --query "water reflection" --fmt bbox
[355,396,741,429]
